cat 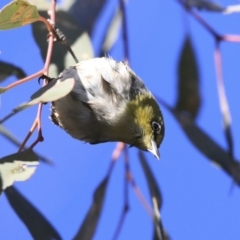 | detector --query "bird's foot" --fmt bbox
[38,74,54,84]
